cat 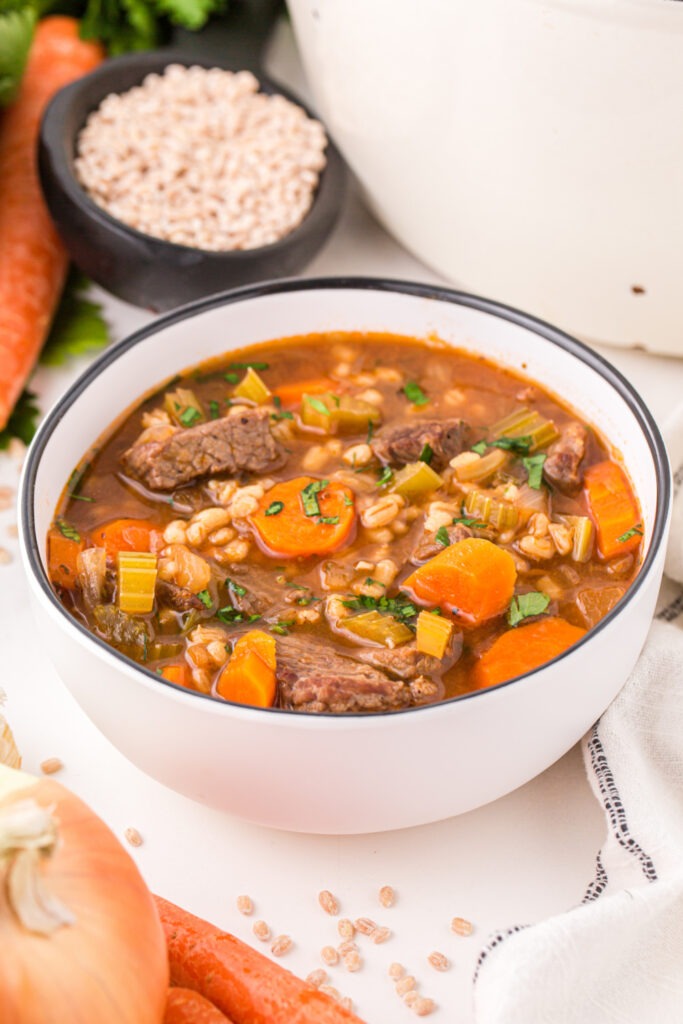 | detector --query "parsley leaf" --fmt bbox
[228,361,269,371]
[402,380,428,406]
[271,396,293,422]
[342,593,419,624]
[471,440,488,455]
[223,372,239,384]
[265,500,284,517]
[179,406,201,427]
[419,442,433,464]
[617,523,644,543]
[57,519,80,543]
[196,589,212,608]
[300,479,328,517]
[507,591,550,627]
[342,494,354,507]
[377,466,394,487]
[305,396,330,417]
[452,516,487,529]
[40,272,110,366]
[489,435,533,453]
[270,621,292,636]
[0,389,40,450]
[225,578,247,597]
[435,525,451,547]
[317,515,339,525]
[209,400,220,420]
[366,419,375,445]
[216,607,245,624]
[522,453,547,489]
